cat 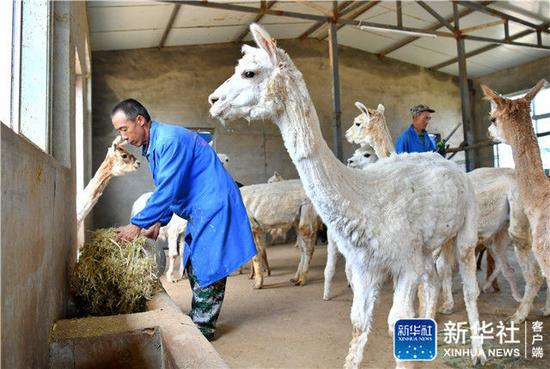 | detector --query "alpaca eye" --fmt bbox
[364,153,370,158]
[355,122,360,127]
[243,71,255,78]
[121,154,128,159]
[490,117,496,124]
